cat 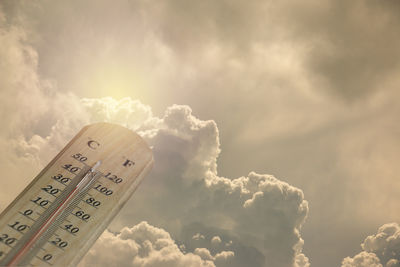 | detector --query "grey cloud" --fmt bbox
[294,0,400,100]
[0,7,62,206]
[0,10,48,137]
[180,222,265,267]
[153,0,400,100]
[9,0,400,101]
